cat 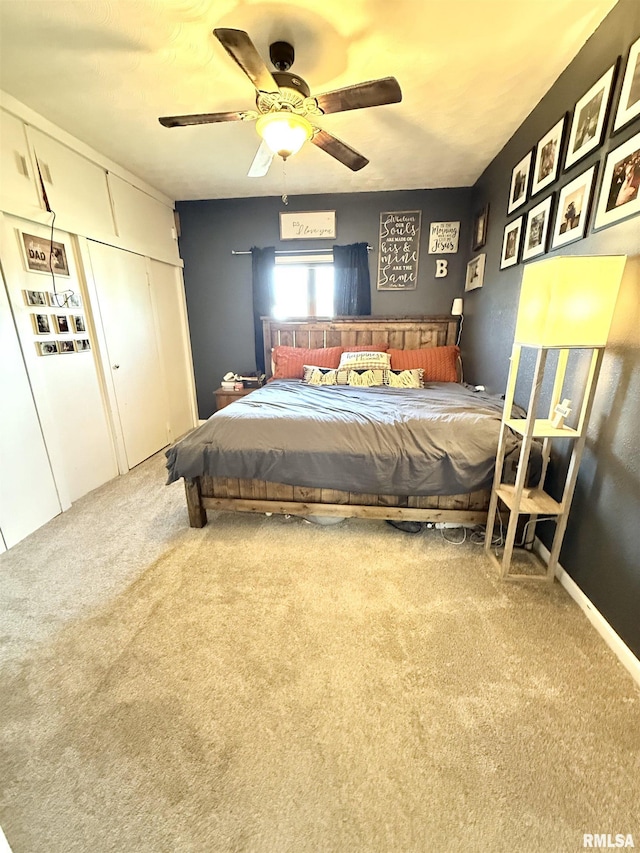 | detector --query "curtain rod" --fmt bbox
[231,246,373,256]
